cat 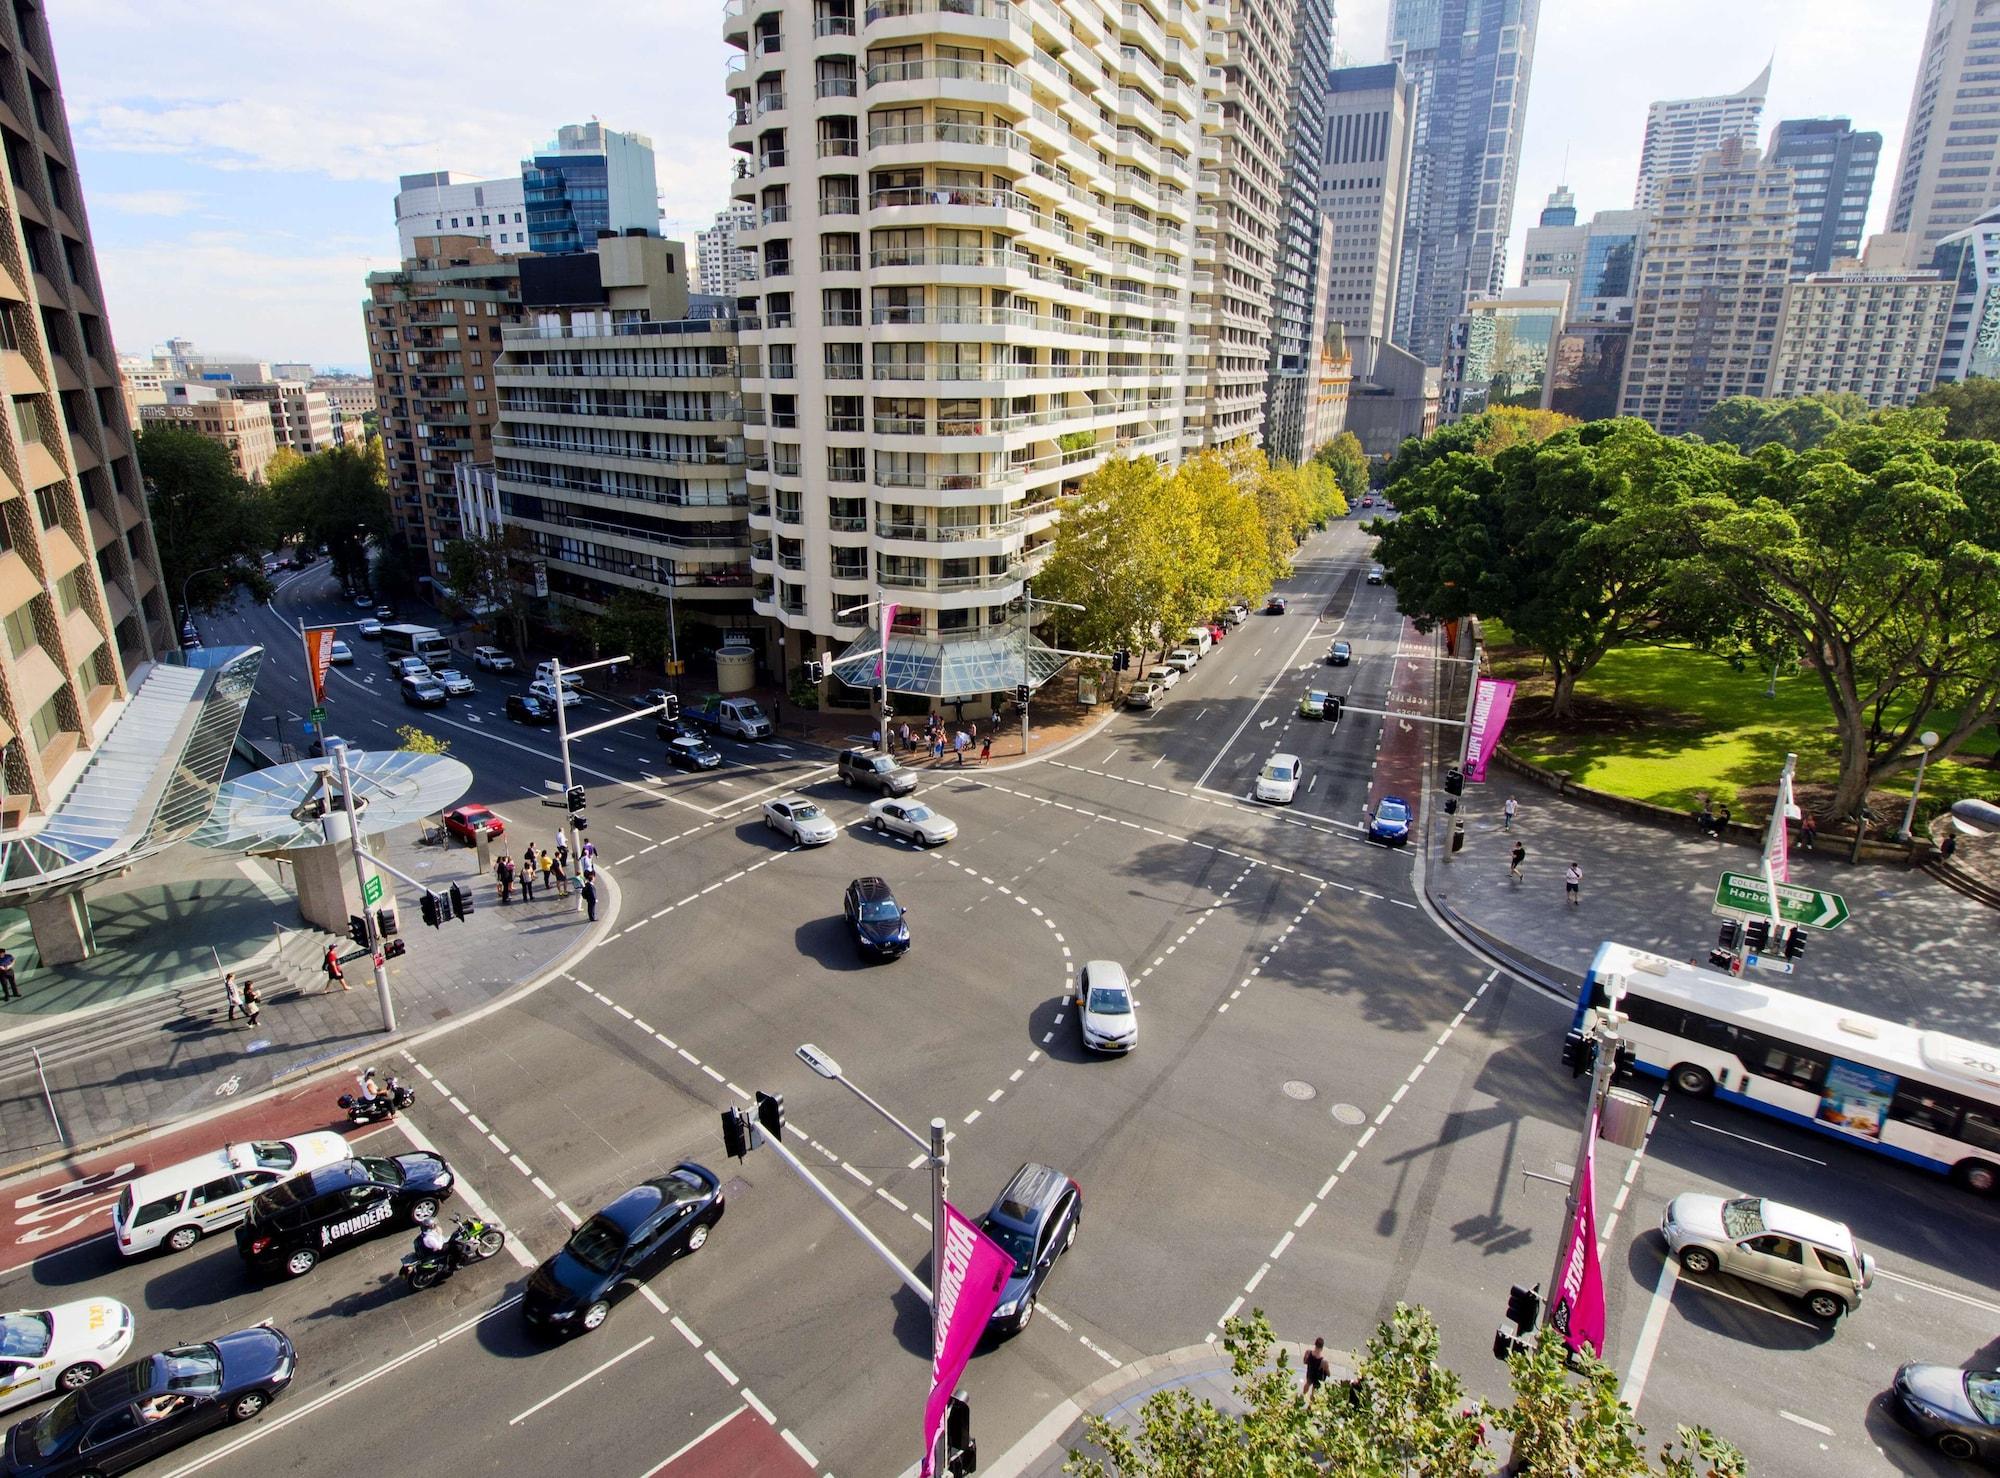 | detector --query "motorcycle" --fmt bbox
[399,1214,507,1290]
[337,1073,416,1125]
